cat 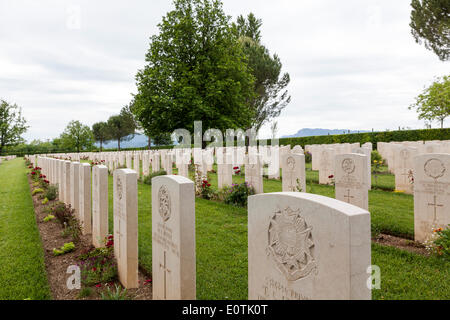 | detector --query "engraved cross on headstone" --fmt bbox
[116,213,125,260]
[160,251,171,299]
[428,195,443,223]
[344,189,354,203]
